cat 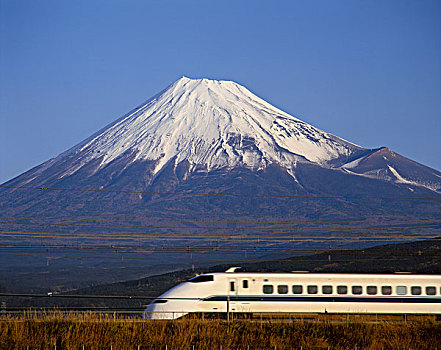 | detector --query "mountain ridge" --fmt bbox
[3,77,440,194]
